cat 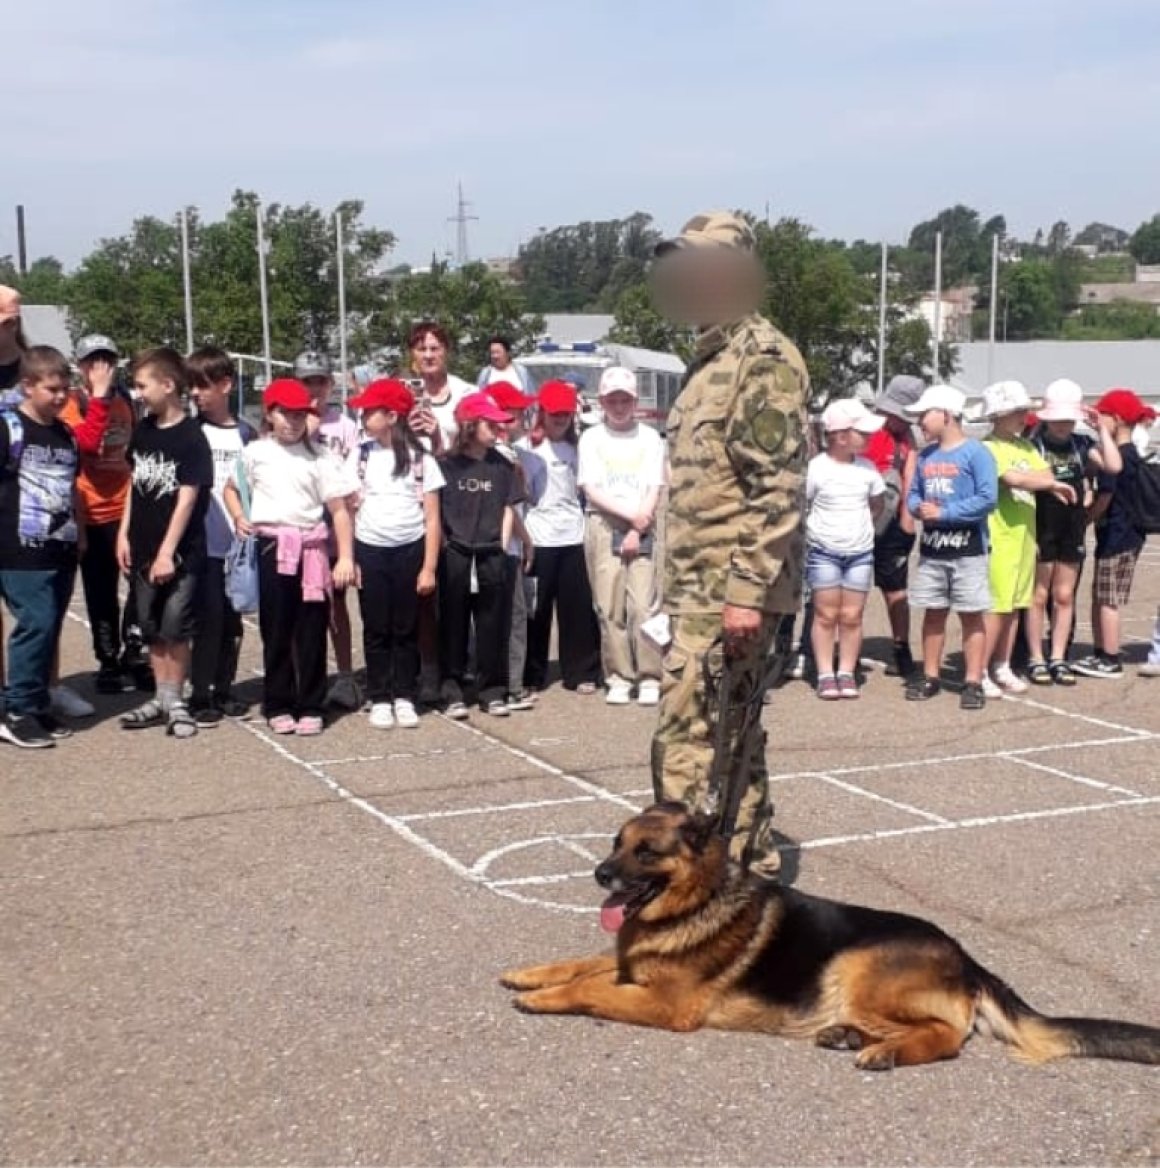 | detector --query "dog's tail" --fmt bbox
[972,963,1160,1066]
